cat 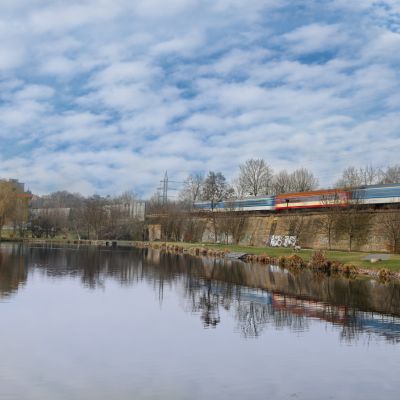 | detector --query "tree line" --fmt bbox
[29,191,145,241]
[178,161,400,206]
[2,160,400,248]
